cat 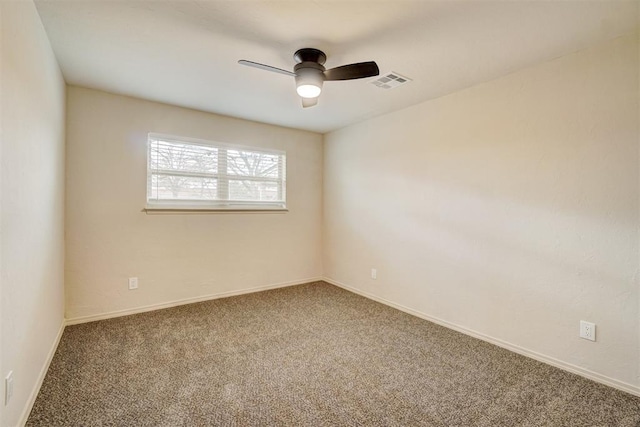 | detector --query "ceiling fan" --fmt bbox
[239,48,379,108]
